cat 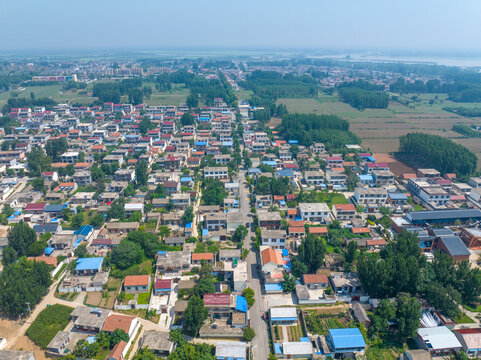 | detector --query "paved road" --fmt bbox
[237,170,269,360]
